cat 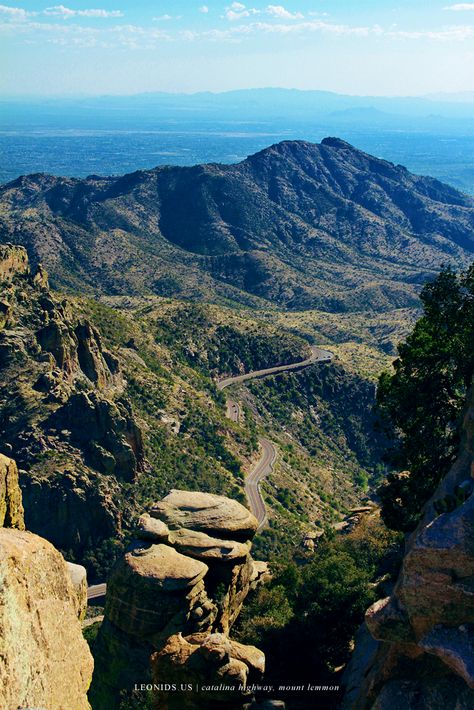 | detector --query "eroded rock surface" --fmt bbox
[67,560,89,621]
[91,491,266,710]
[0,528,93,710]
[0,243,144,560]
[150,489,258,541]
[0,243,29,282]
[152,632,265,710]
[0,453,24,529]
[343,382,474,709]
